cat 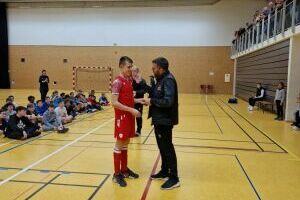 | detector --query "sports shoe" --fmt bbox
[161,177,180,190]
[123,168,139,179]
[151,171,169,180]
[113,173,127,187]
[58,127,69,134]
